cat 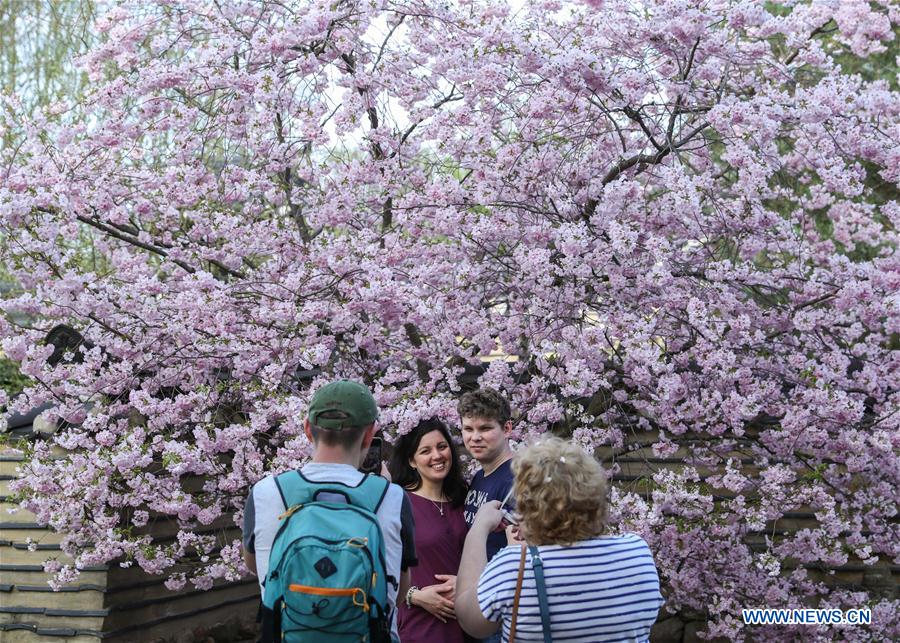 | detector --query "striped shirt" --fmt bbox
[477,534,663,642]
